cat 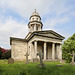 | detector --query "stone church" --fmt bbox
[10,10,65,61]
